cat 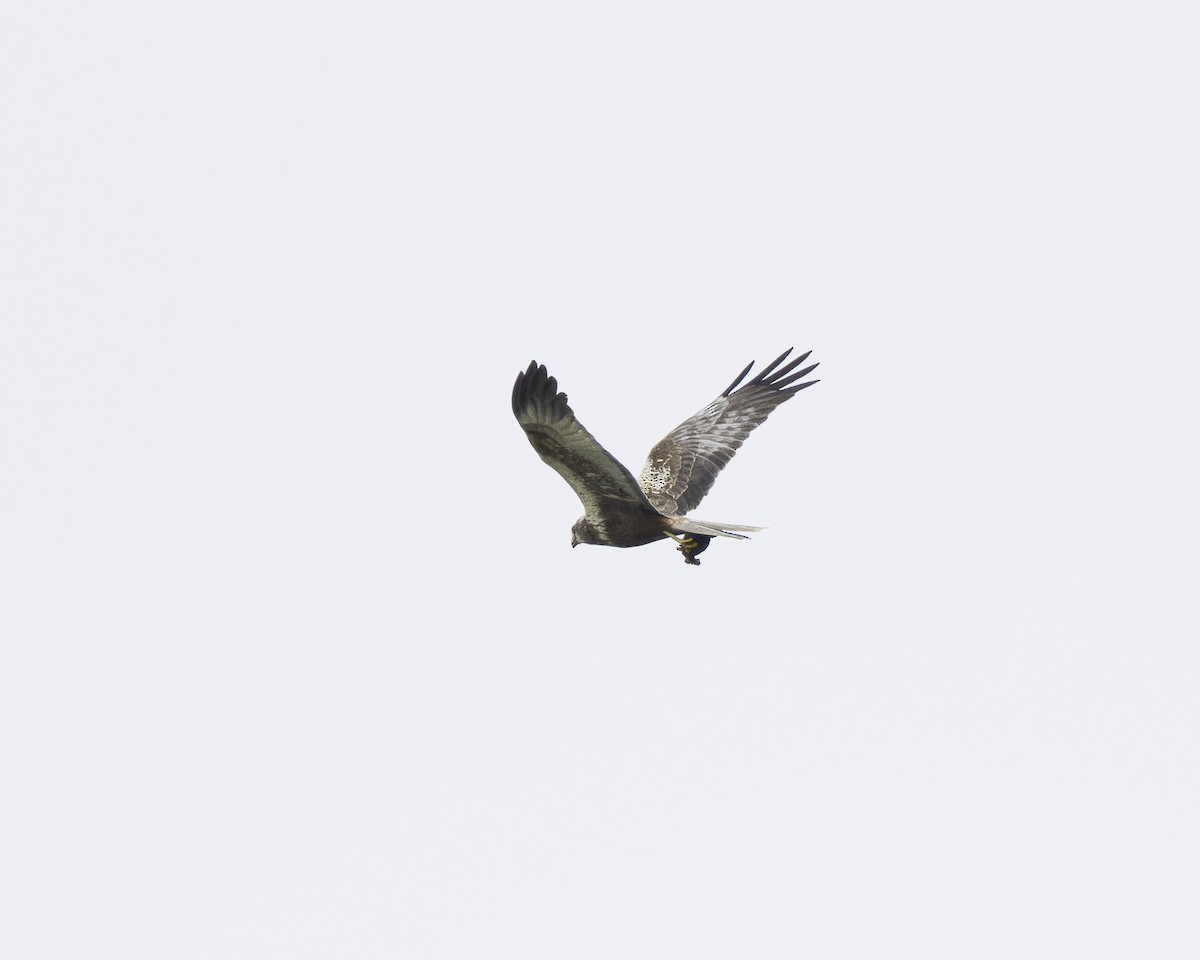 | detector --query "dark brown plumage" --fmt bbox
[512,348,819,565]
